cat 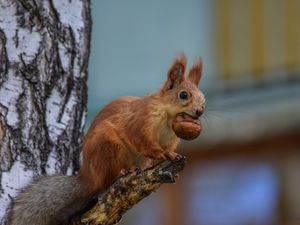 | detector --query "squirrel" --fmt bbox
[8,53,205,225]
